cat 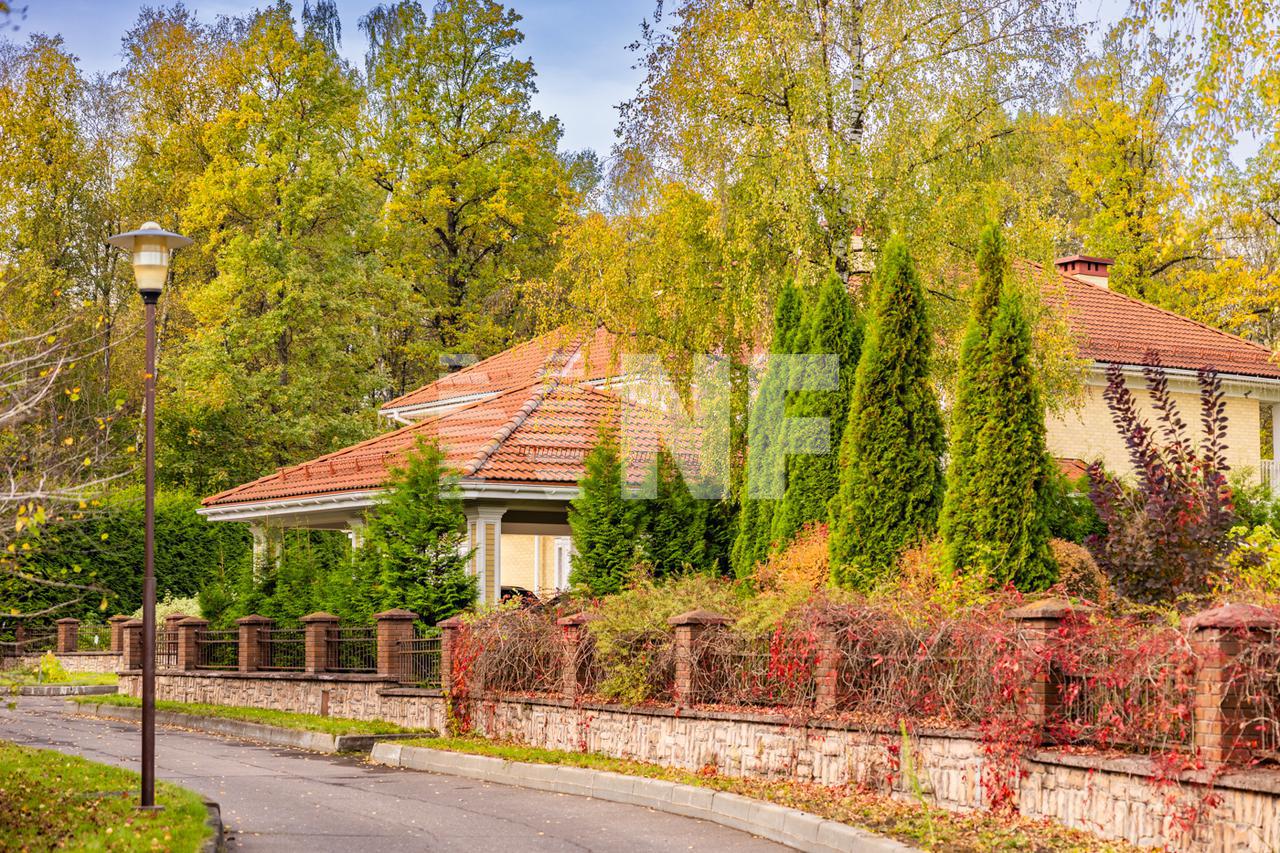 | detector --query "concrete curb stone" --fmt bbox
[18,684,118,696]
[201,799,226,853]
[369,742,917,853]
[66,701,425,754]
